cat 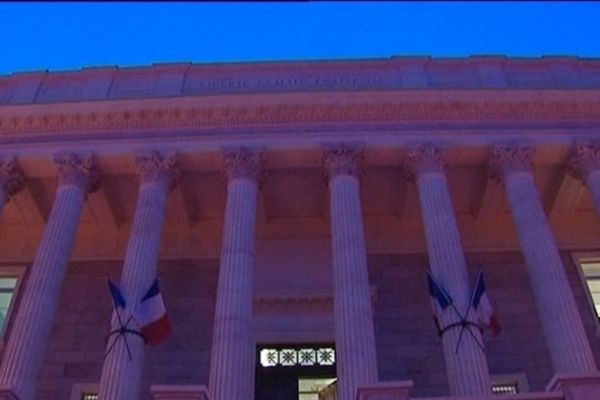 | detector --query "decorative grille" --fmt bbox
[259,347,335,367]
[491,383,518,395]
